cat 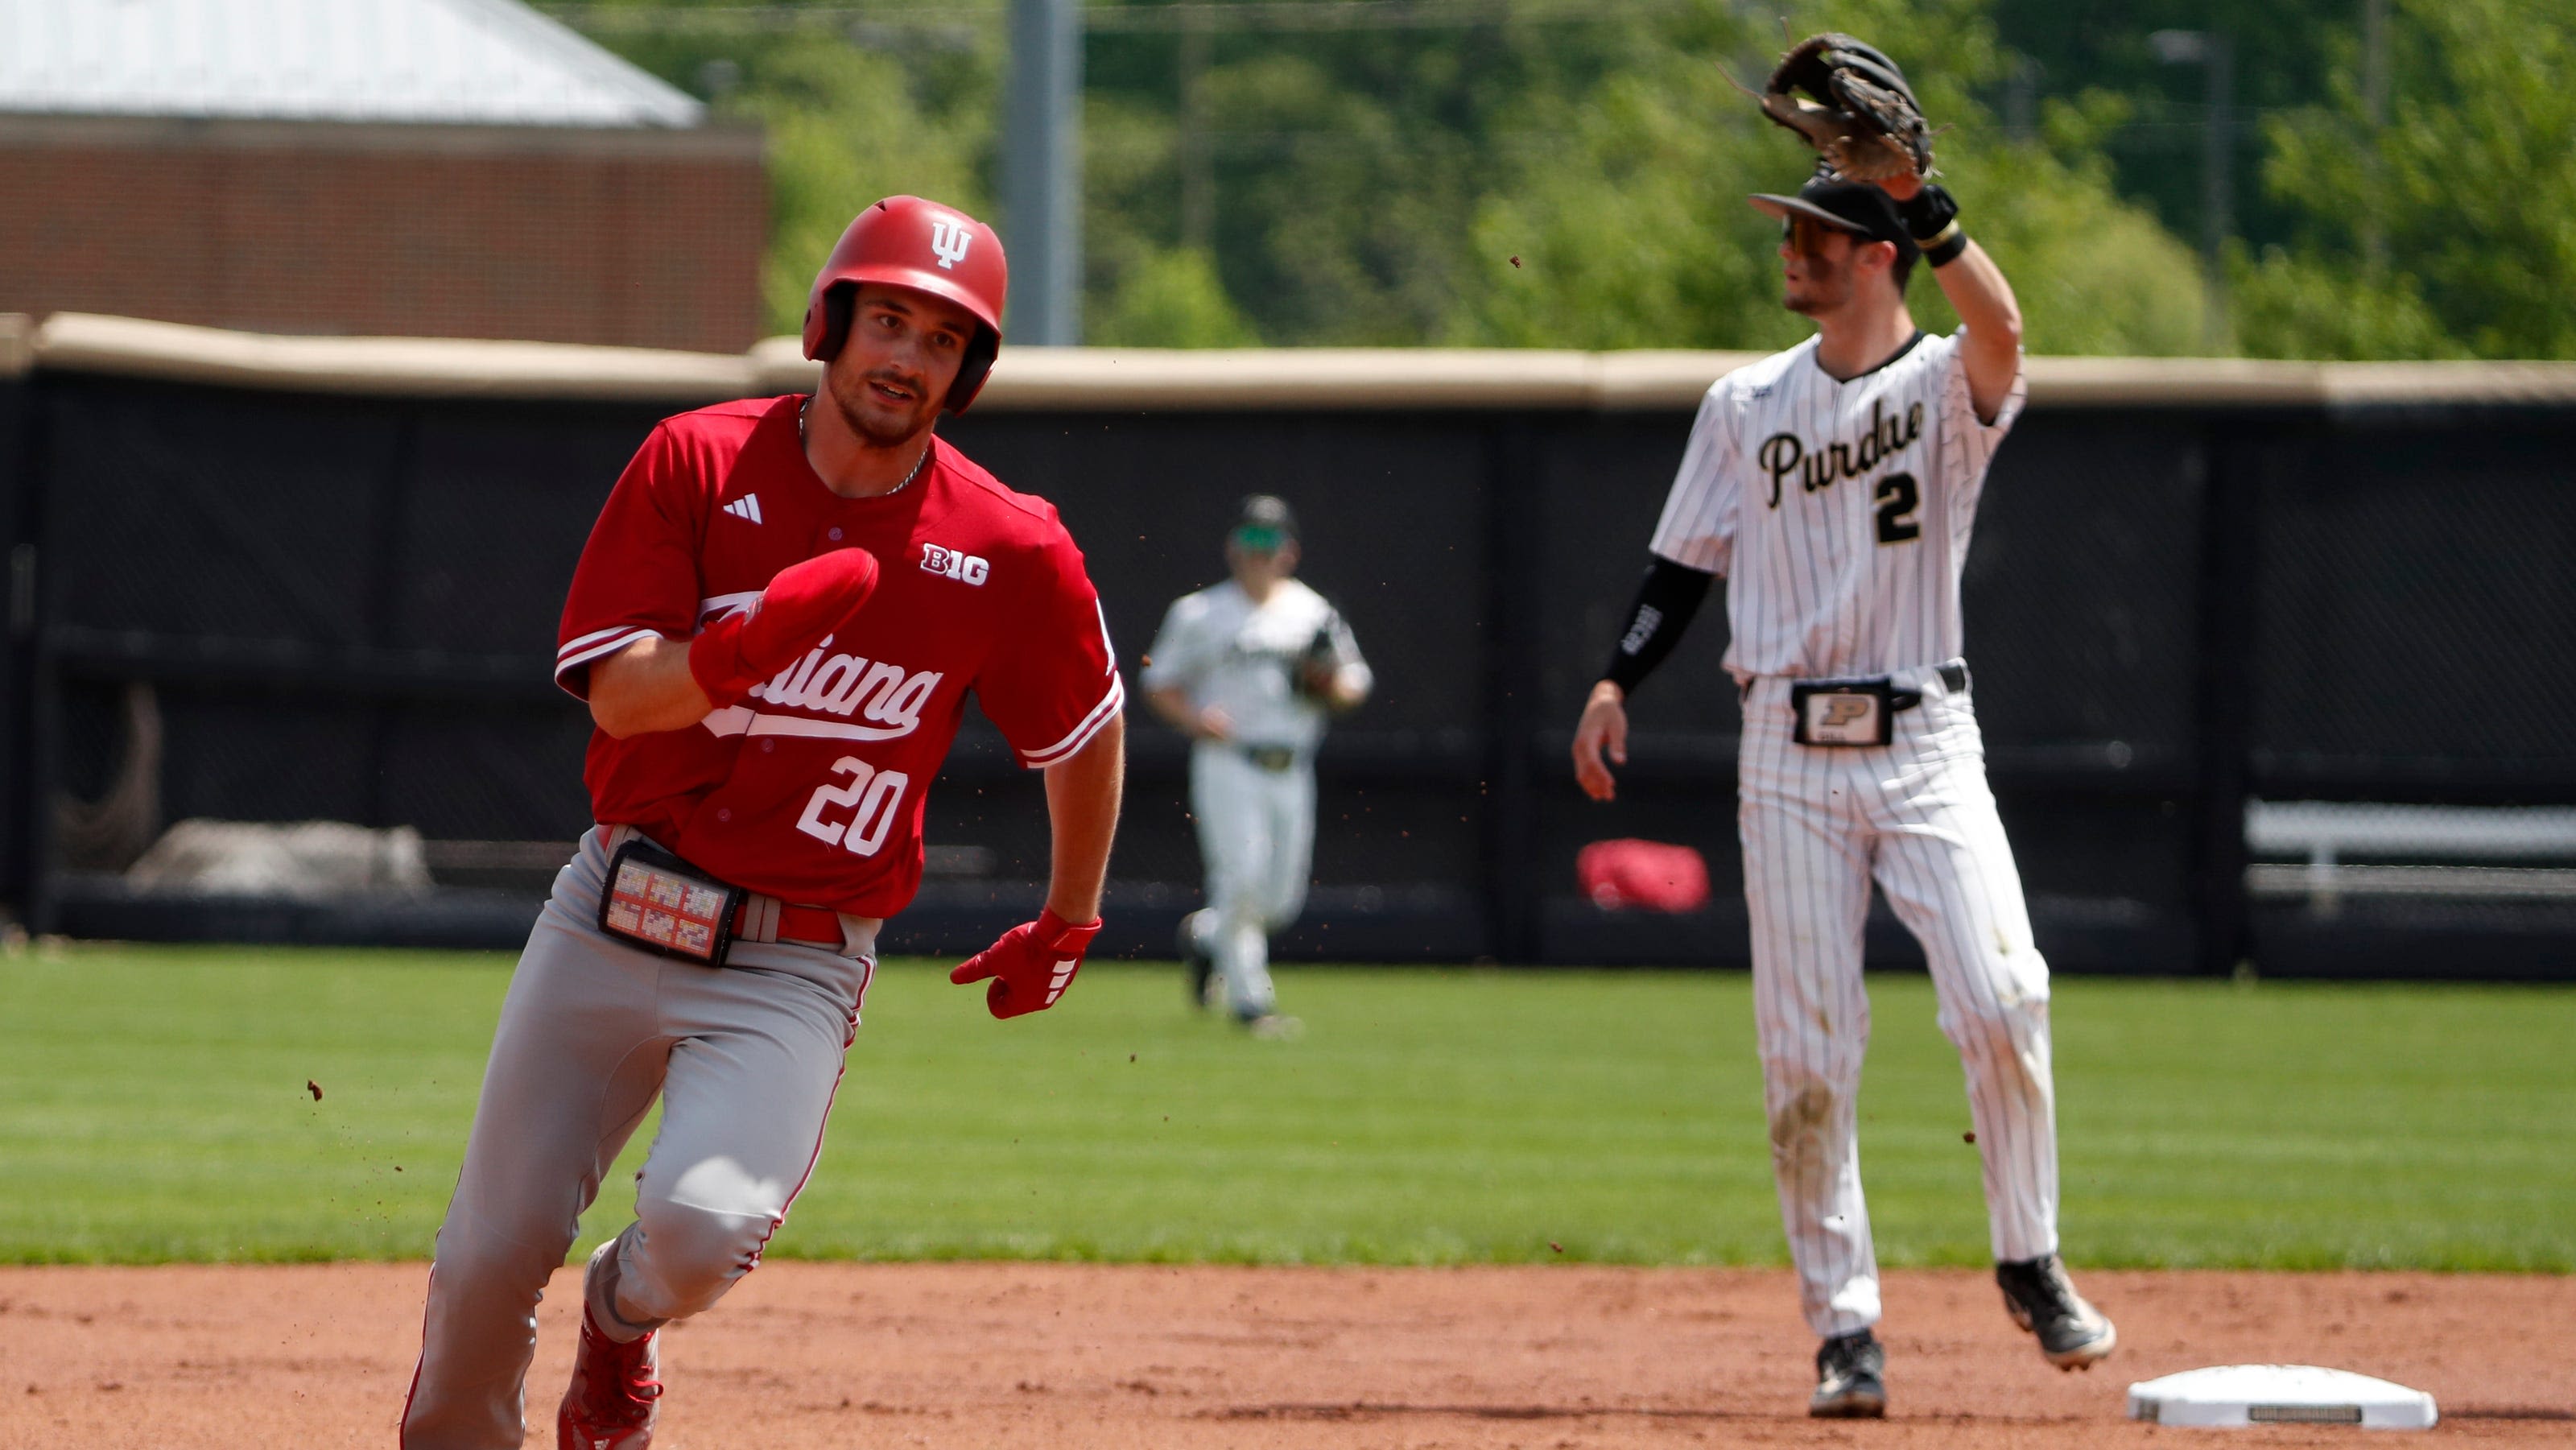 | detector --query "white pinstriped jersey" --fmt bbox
[1647,328,2025,680]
